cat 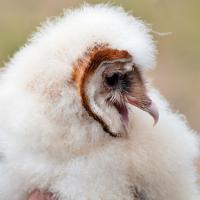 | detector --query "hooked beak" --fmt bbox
[114,95,159,129]
[126,95,159,125]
